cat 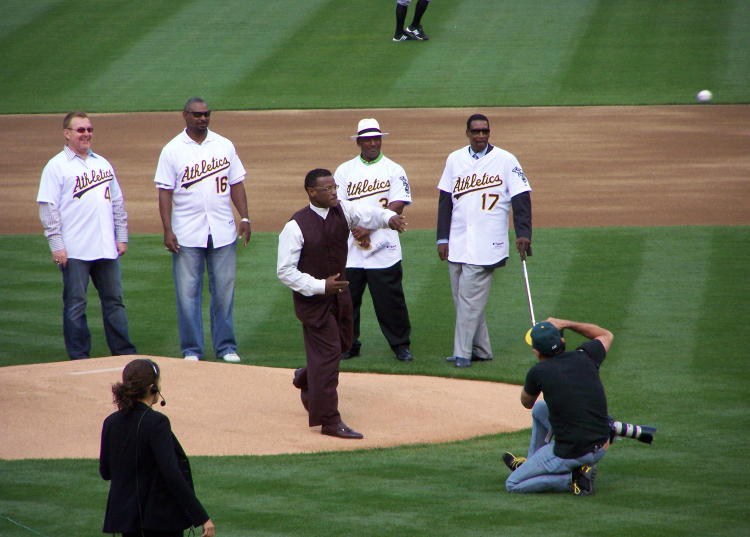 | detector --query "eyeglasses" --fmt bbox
[311,185,337,193]
[67,127,94,133]
[189,111,211,118]
[469,128,490,135]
